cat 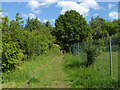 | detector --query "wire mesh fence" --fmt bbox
[70,35,119,79]
[71,42,87,61]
